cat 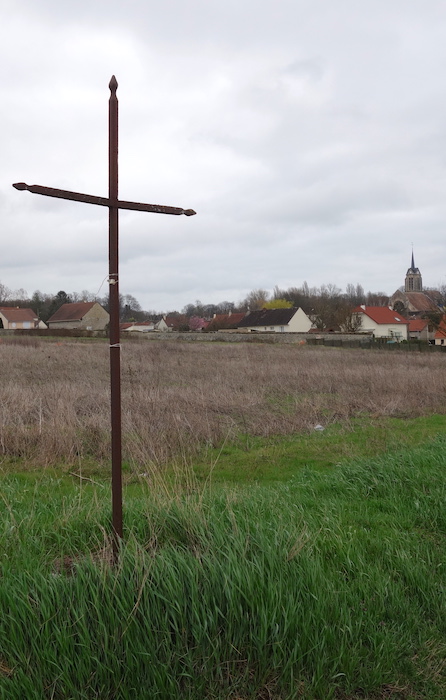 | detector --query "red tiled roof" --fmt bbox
[0,307,38,322]
[206,312,246,330]
[353,306,408,325]
[214,312,245,324]
[163,315,189,330]
[48,302,97,323]
[435,317,446,339]
[408,319,429,332]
